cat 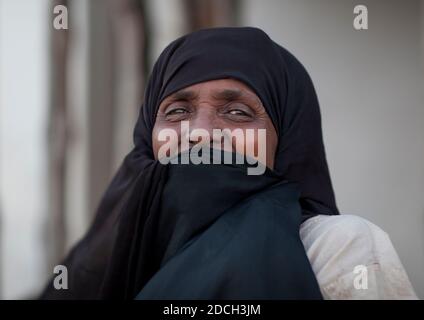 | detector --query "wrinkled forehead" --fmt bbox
[159,78,263,105]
